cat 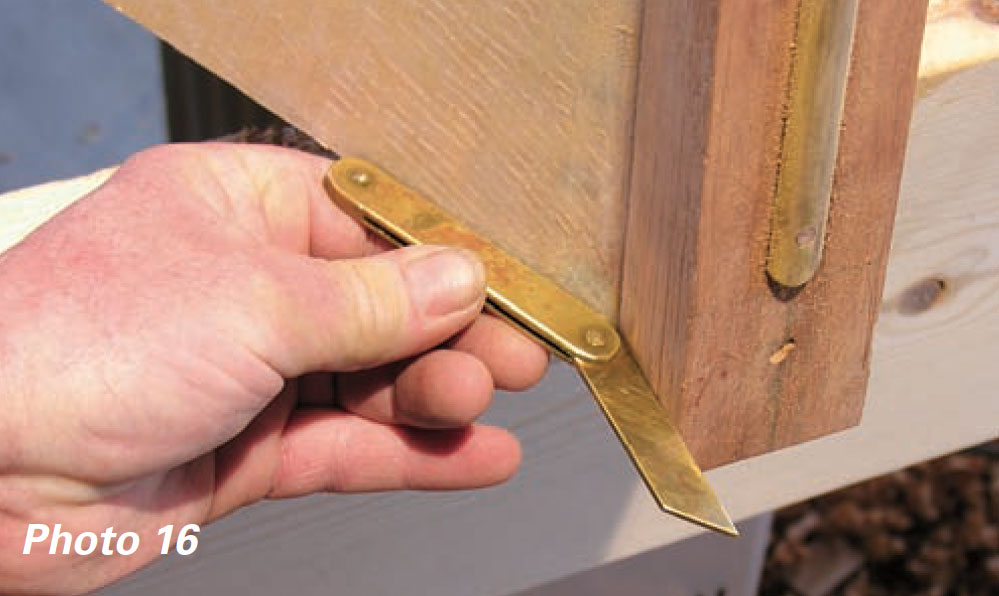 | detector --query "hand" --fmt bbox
[0,144,547,594]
